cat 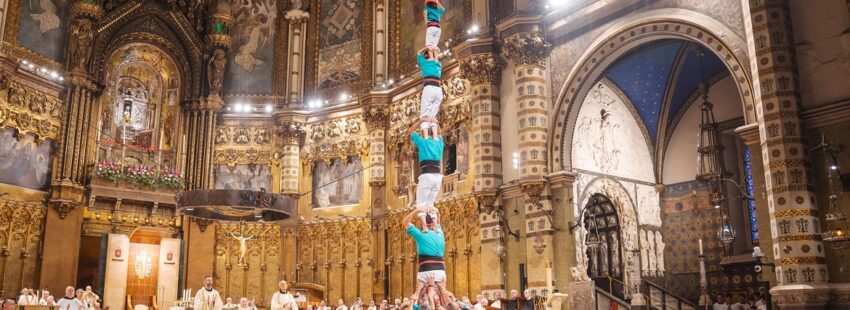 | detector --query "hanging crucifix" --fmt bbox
[228,222,254,265]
